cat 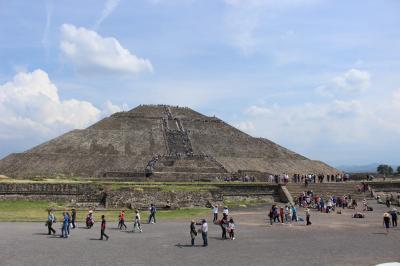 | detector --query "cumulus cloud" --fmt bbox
[239,91,400,164]
[60,24,153,76]
[94,0,121,30]
[0,70,101,140]
[315,68,371,97]
[101,100,129,116]
[332,68,370,92]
